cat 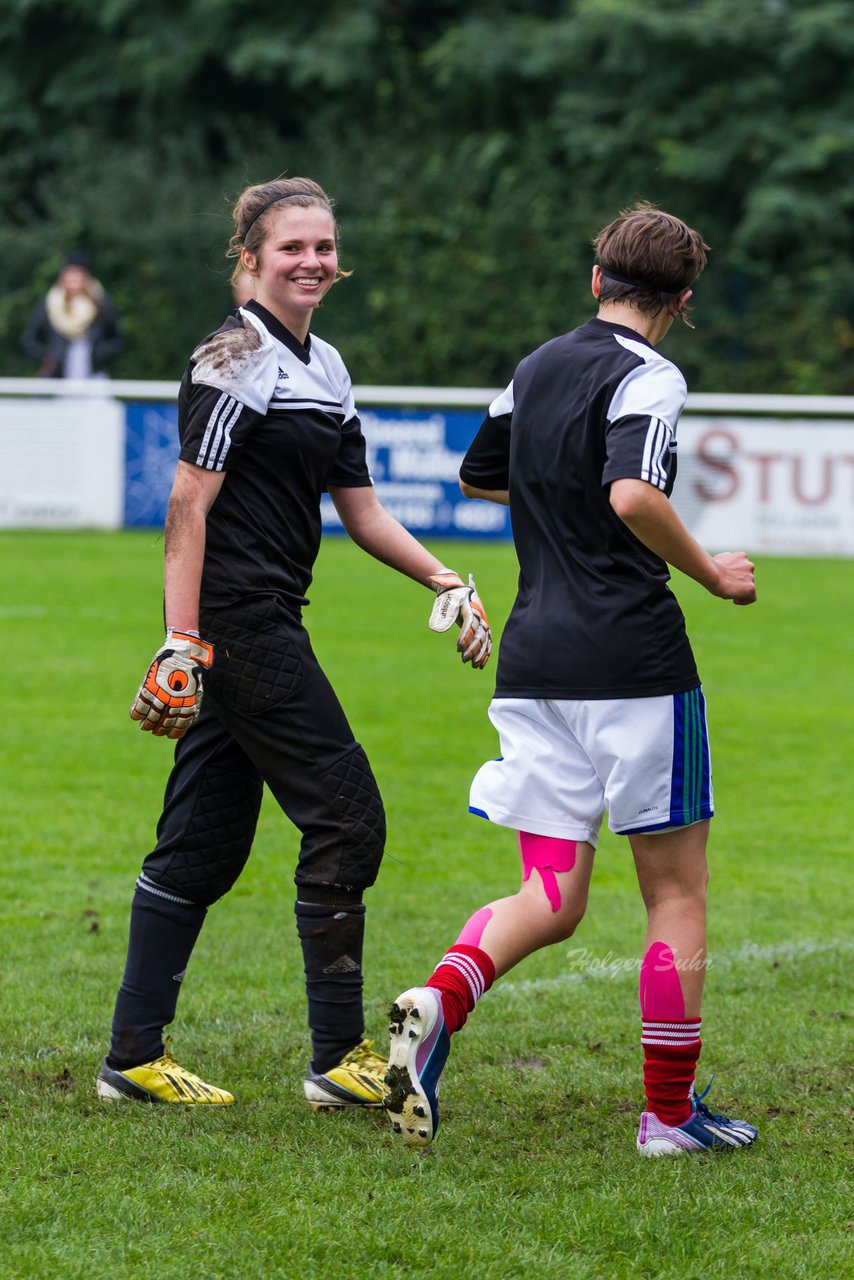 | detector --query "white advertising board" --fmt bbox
[0,396,124,529]
[0,381,852,555]
[673,418,854,556]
